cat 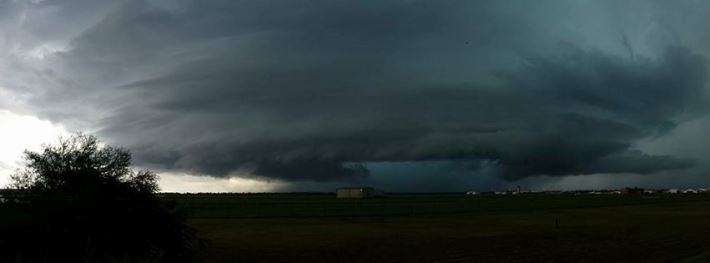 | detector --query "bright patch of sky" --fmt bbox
[158,172,286,193]
[0,110,67,186]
